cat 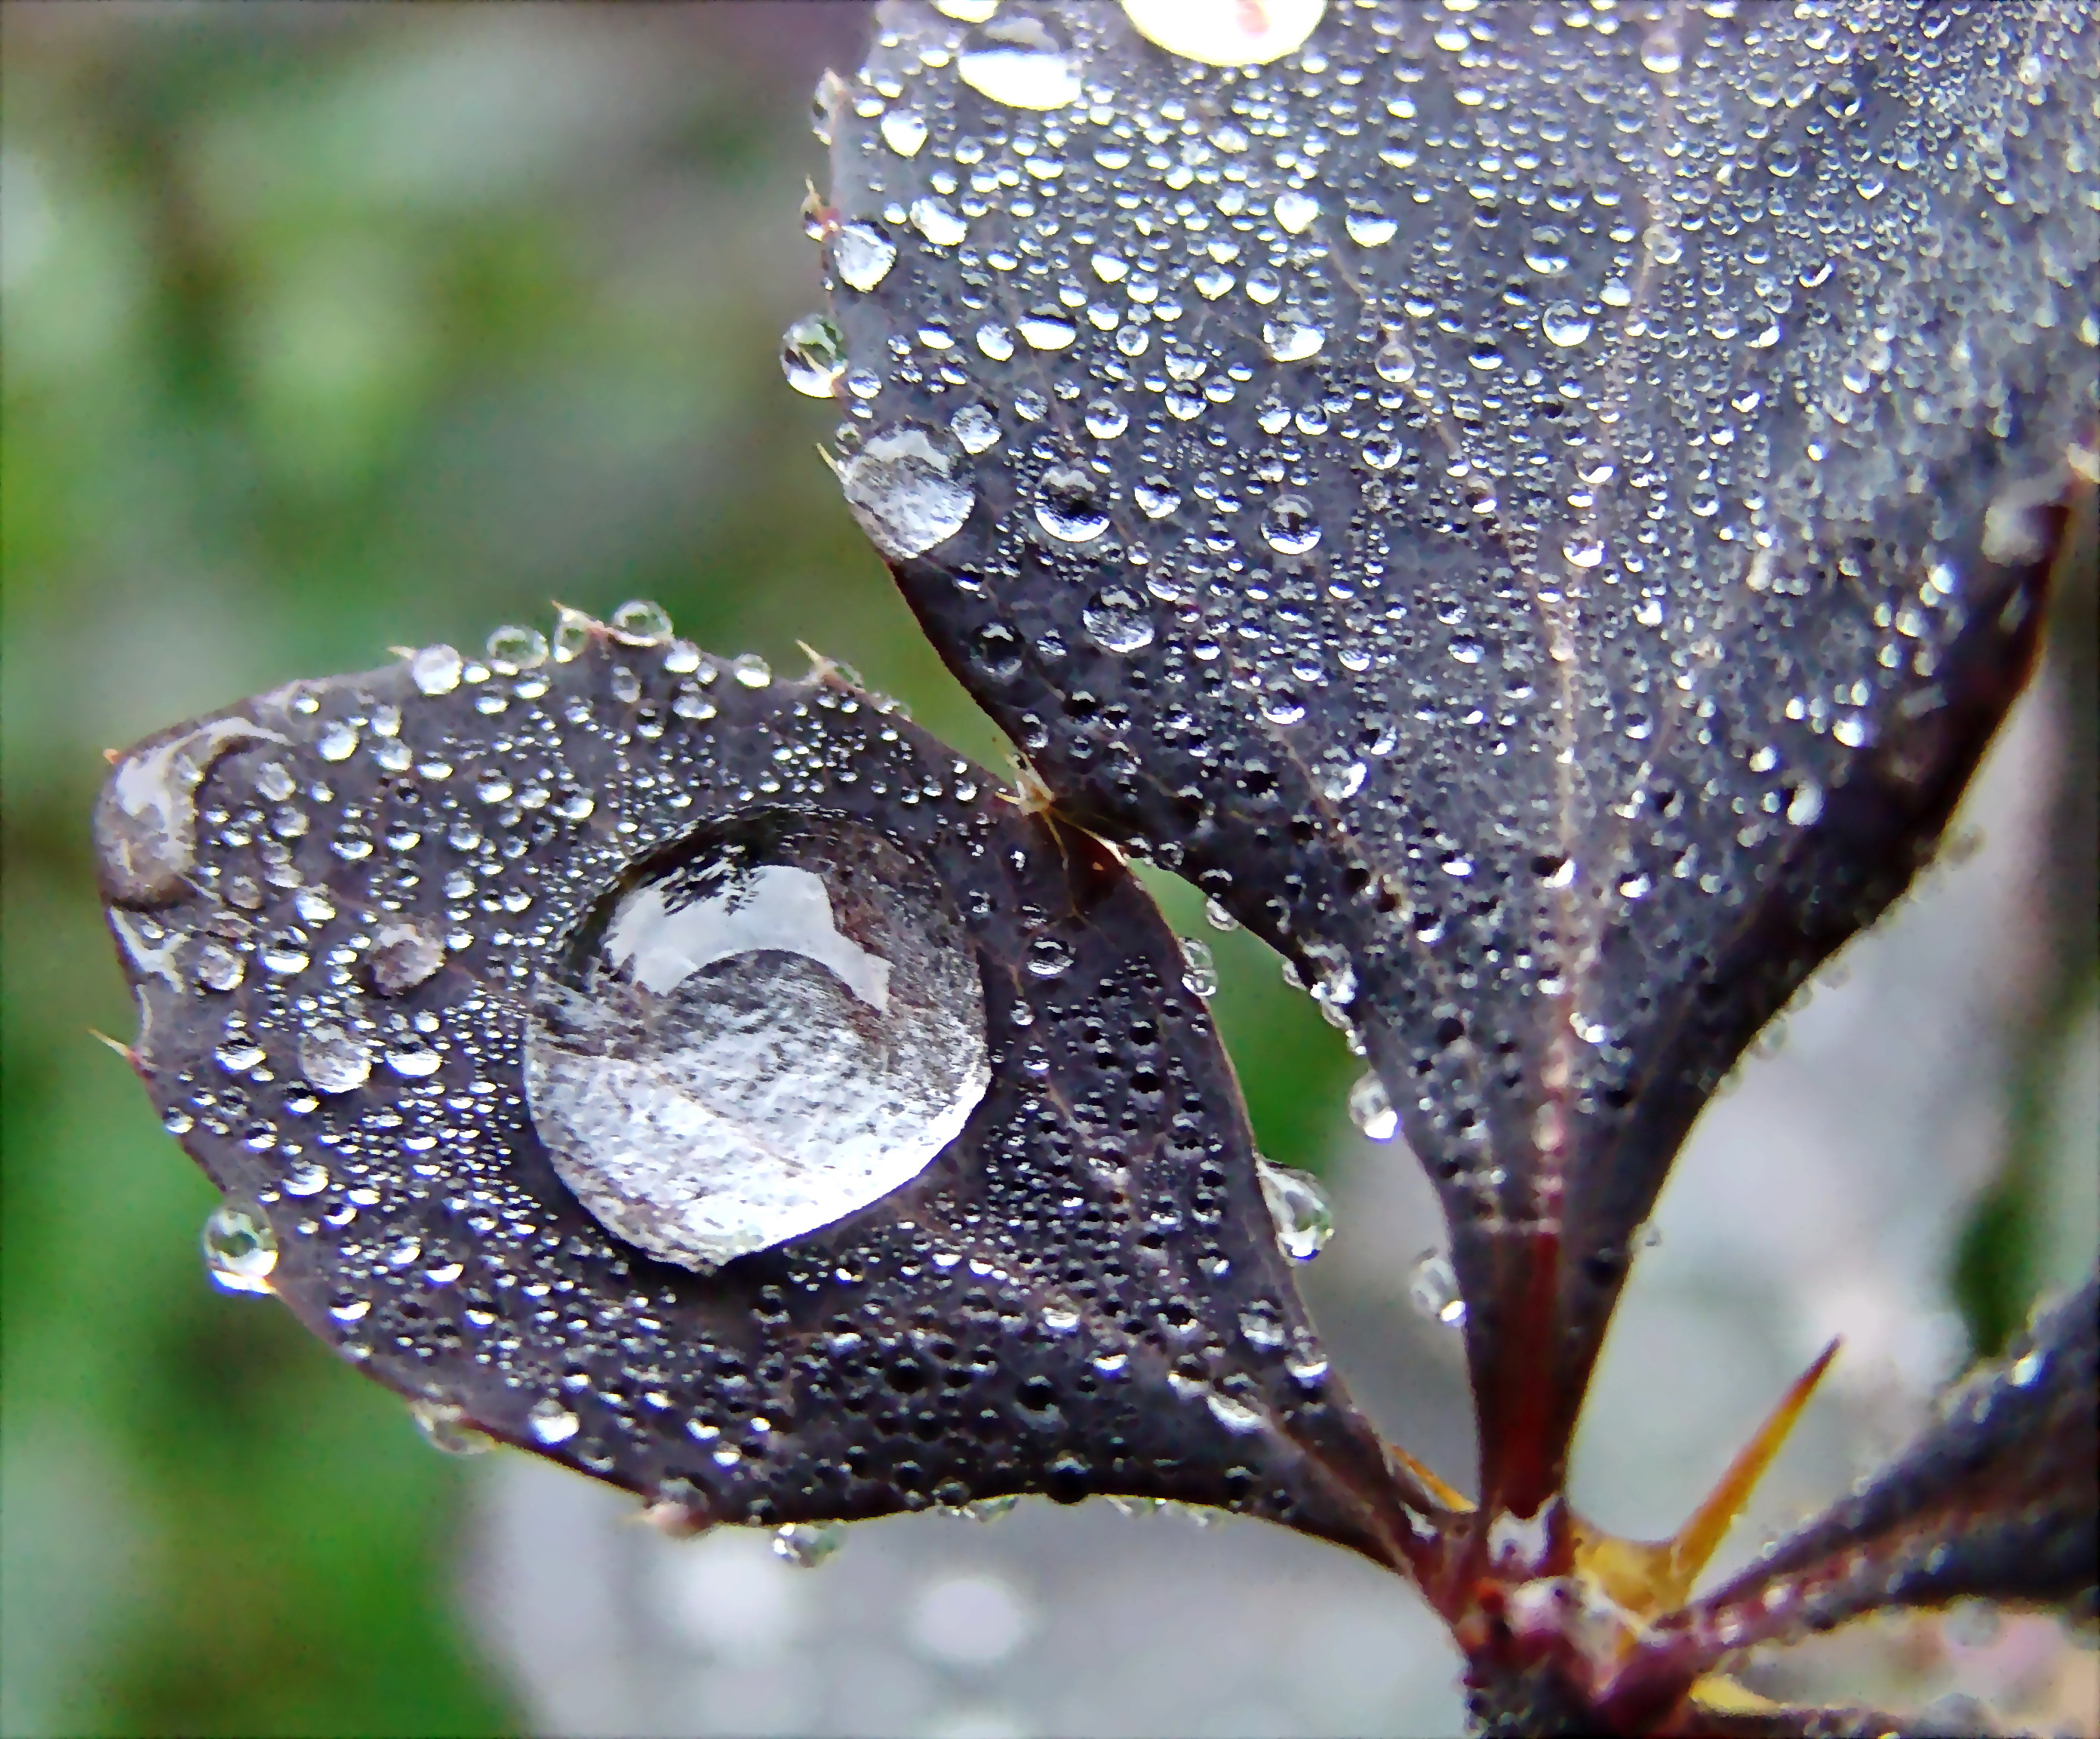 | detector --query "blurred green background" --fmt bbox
[3,7,2091,1737]
[0,8,1361,1733]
